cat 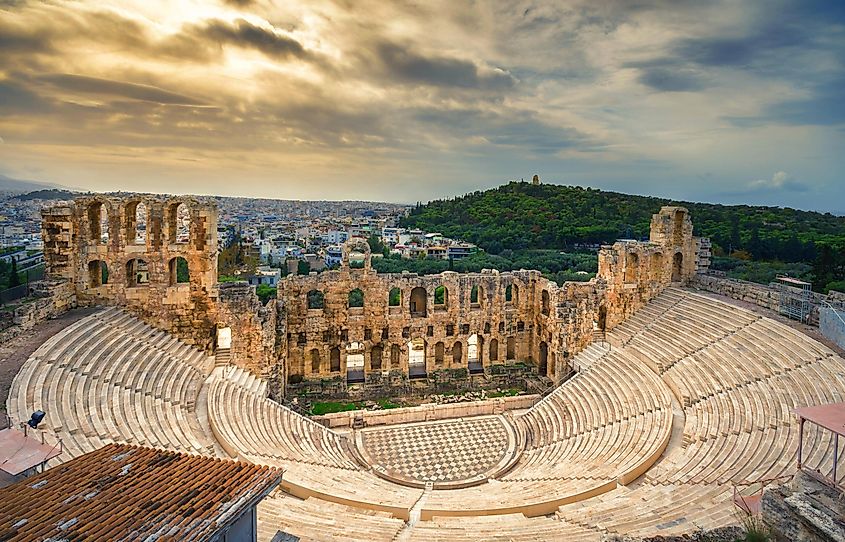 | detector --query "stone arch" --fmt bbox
[434,341,445,366]
[165,201,190,244]
[408,338,426,378]
[388,287,402,307]
[539,341,549,376]
[541,289,550,316]
[506,336,516,360]
[651,252,664,279]
[489,338,499,362]
[452,341,463,365]
[672,252,684,282]
[348,288,364,308]
[468,334,483,373]
[390,344,401,368]
[310,348,321,374]
[330,346,341,372]
[410,286,427,317]
[434,285,448,308]
[371,345,383,371]
[470,284,482,305]
[125,200,148,245]
[125,258,149,288]
[87,200,109,244]
[88,260,108,288]
[341,237,372,269]
[673,209,686,245]
[626,252,639,283]
[168,256,189,286]
[307,289,325,309]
